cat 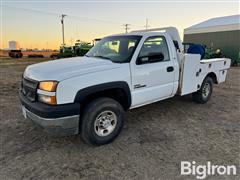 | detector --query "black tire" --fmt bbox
[192,76,213,104]
[81,97,124,145]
